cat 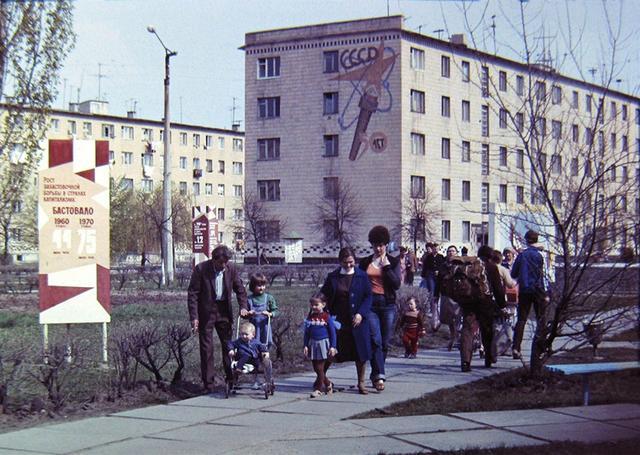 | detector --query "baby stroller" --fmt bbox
[225,315,275,399]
